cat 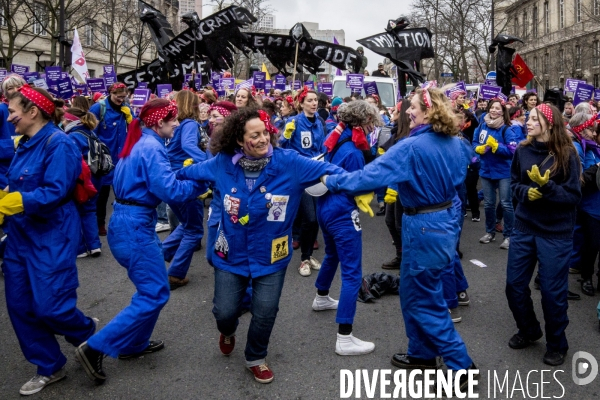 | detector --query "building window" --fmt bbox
[559,49,564,72]
[101,23,109,49]
[121,31,130,53]
[0,58,6,68]
[576,45,582,69]
[544,53,549,74]
[532,6,538,37]
[534,56,538,75]
[32,2,48,36]
[596,0,600,16]
[514,16,519,36]
[84,23,94,46]
[544,2,549,34]
[595,74,600,87]
[88,69,95,78]
[559,0,564,28]
[0,13,6,27]
[576,0,581,23]
[594,41,600,66]
[523,11,528,38]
